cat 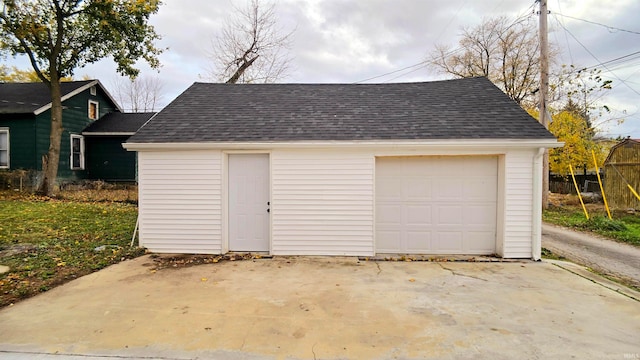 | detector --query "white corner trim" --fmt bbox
[531,147,546,261]
[82,132,136,136]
